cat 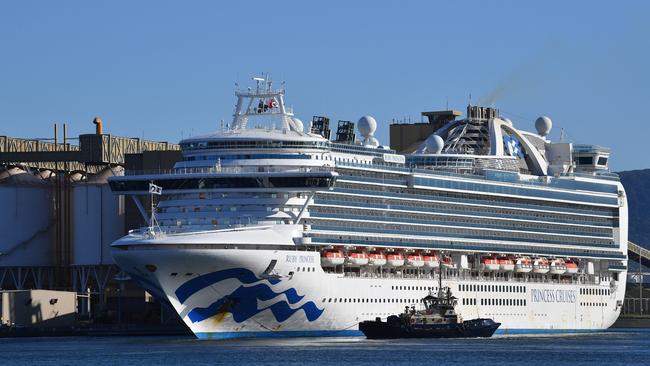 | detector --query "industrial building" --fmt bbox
[1,289,77,328]
[0,119,181,328]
